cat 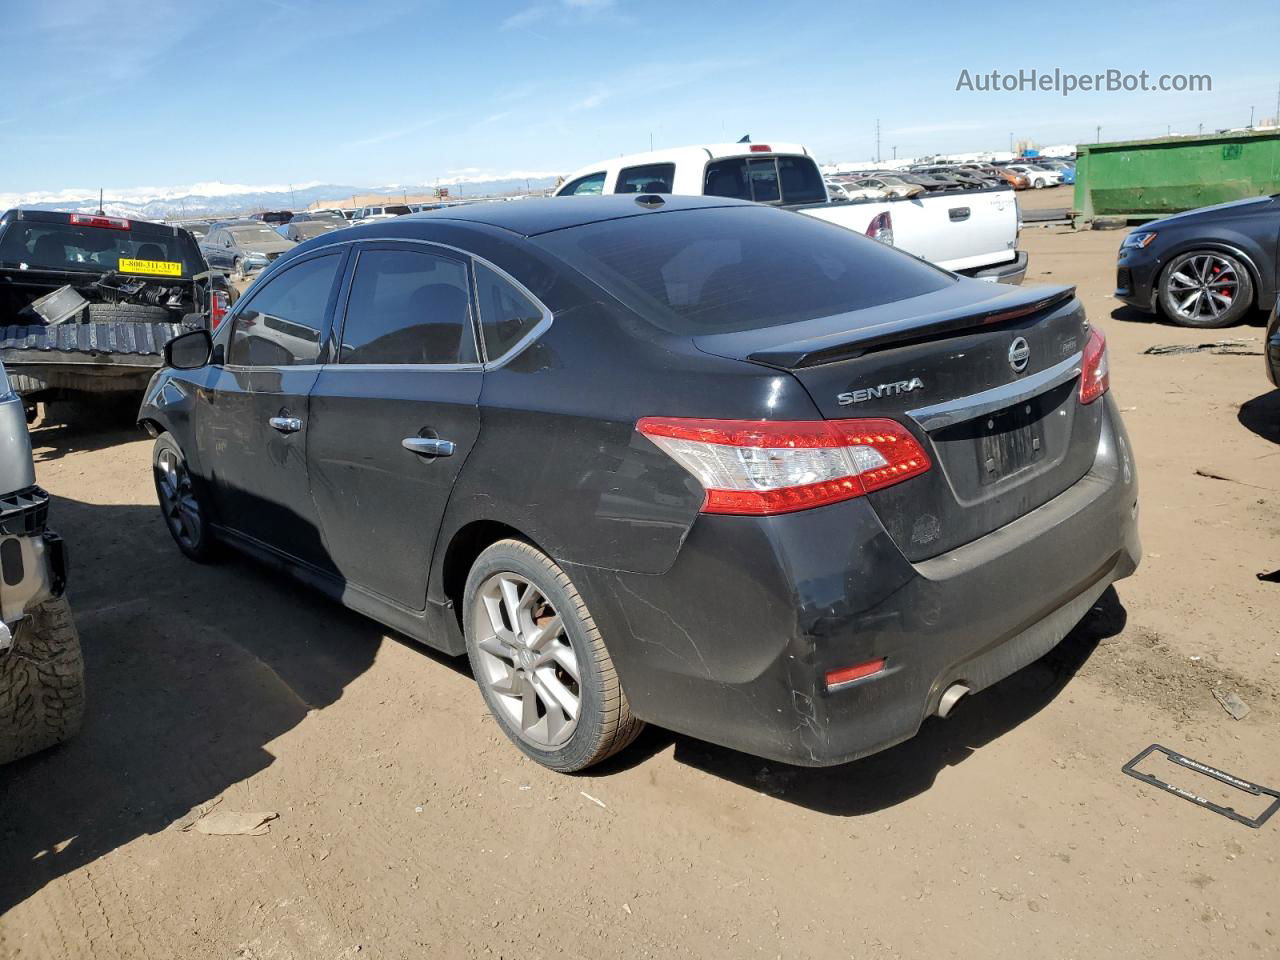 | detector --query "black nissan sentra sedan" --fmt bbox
[141,195,1140,772]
